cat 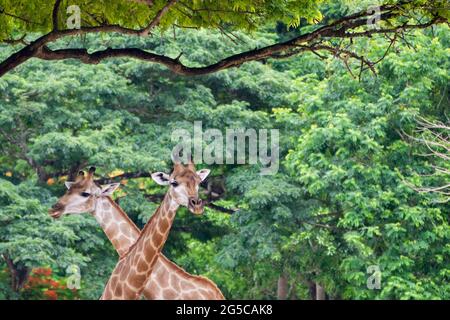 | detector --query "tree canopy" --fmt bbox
[0,0,448,77]
[0,1,449,300]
